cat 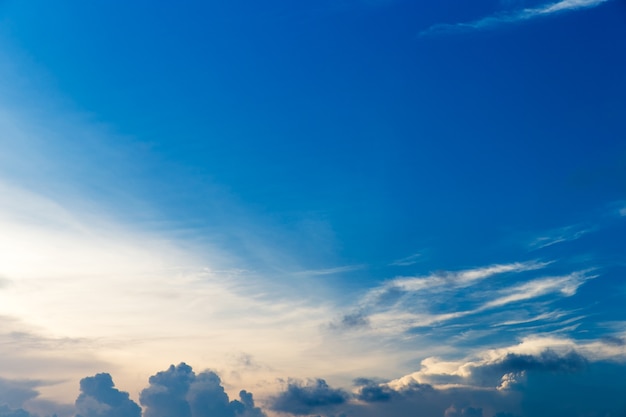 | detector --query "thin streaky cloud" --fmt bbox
[365,271,591,334]
[482,271,596,309]
[420,0,612,36]
[493,311,567,327]
[389,261,549,293]
[293,264,366,276]
[530,224,593,249]
[390,253,422,267]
